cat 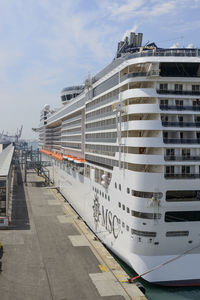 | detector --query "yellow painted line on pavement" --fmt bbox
[98,264,108,272]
